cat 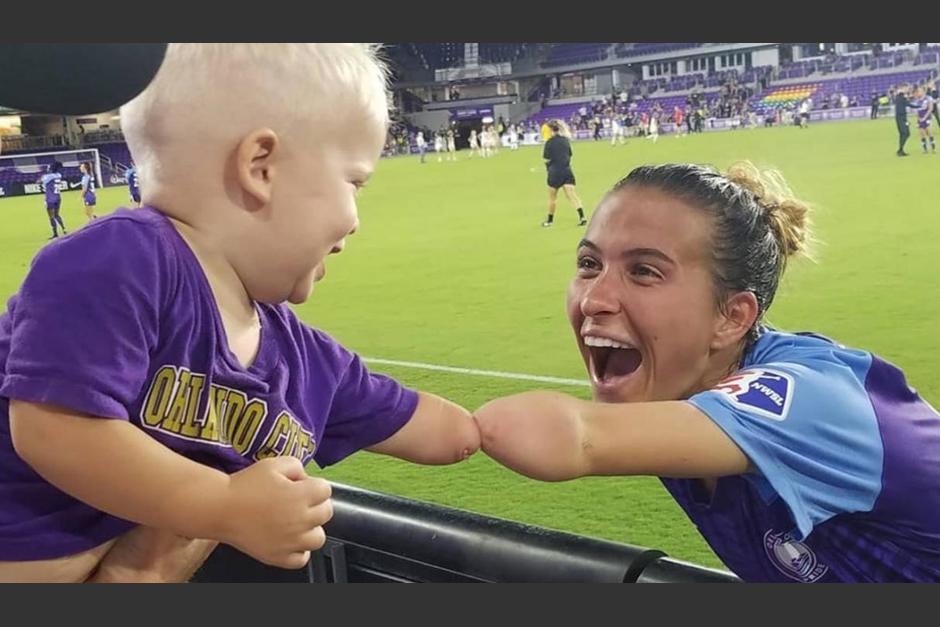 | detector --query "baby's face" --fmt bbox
[261,117,387,305]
